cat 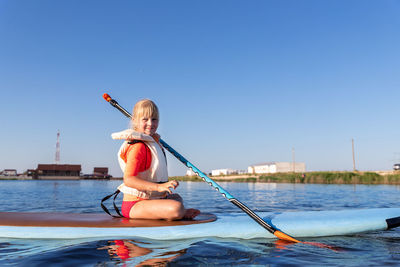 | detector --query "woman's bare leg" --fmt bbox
[165,194,200,219]
[129,199,200,220]
[129,199,185,220]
